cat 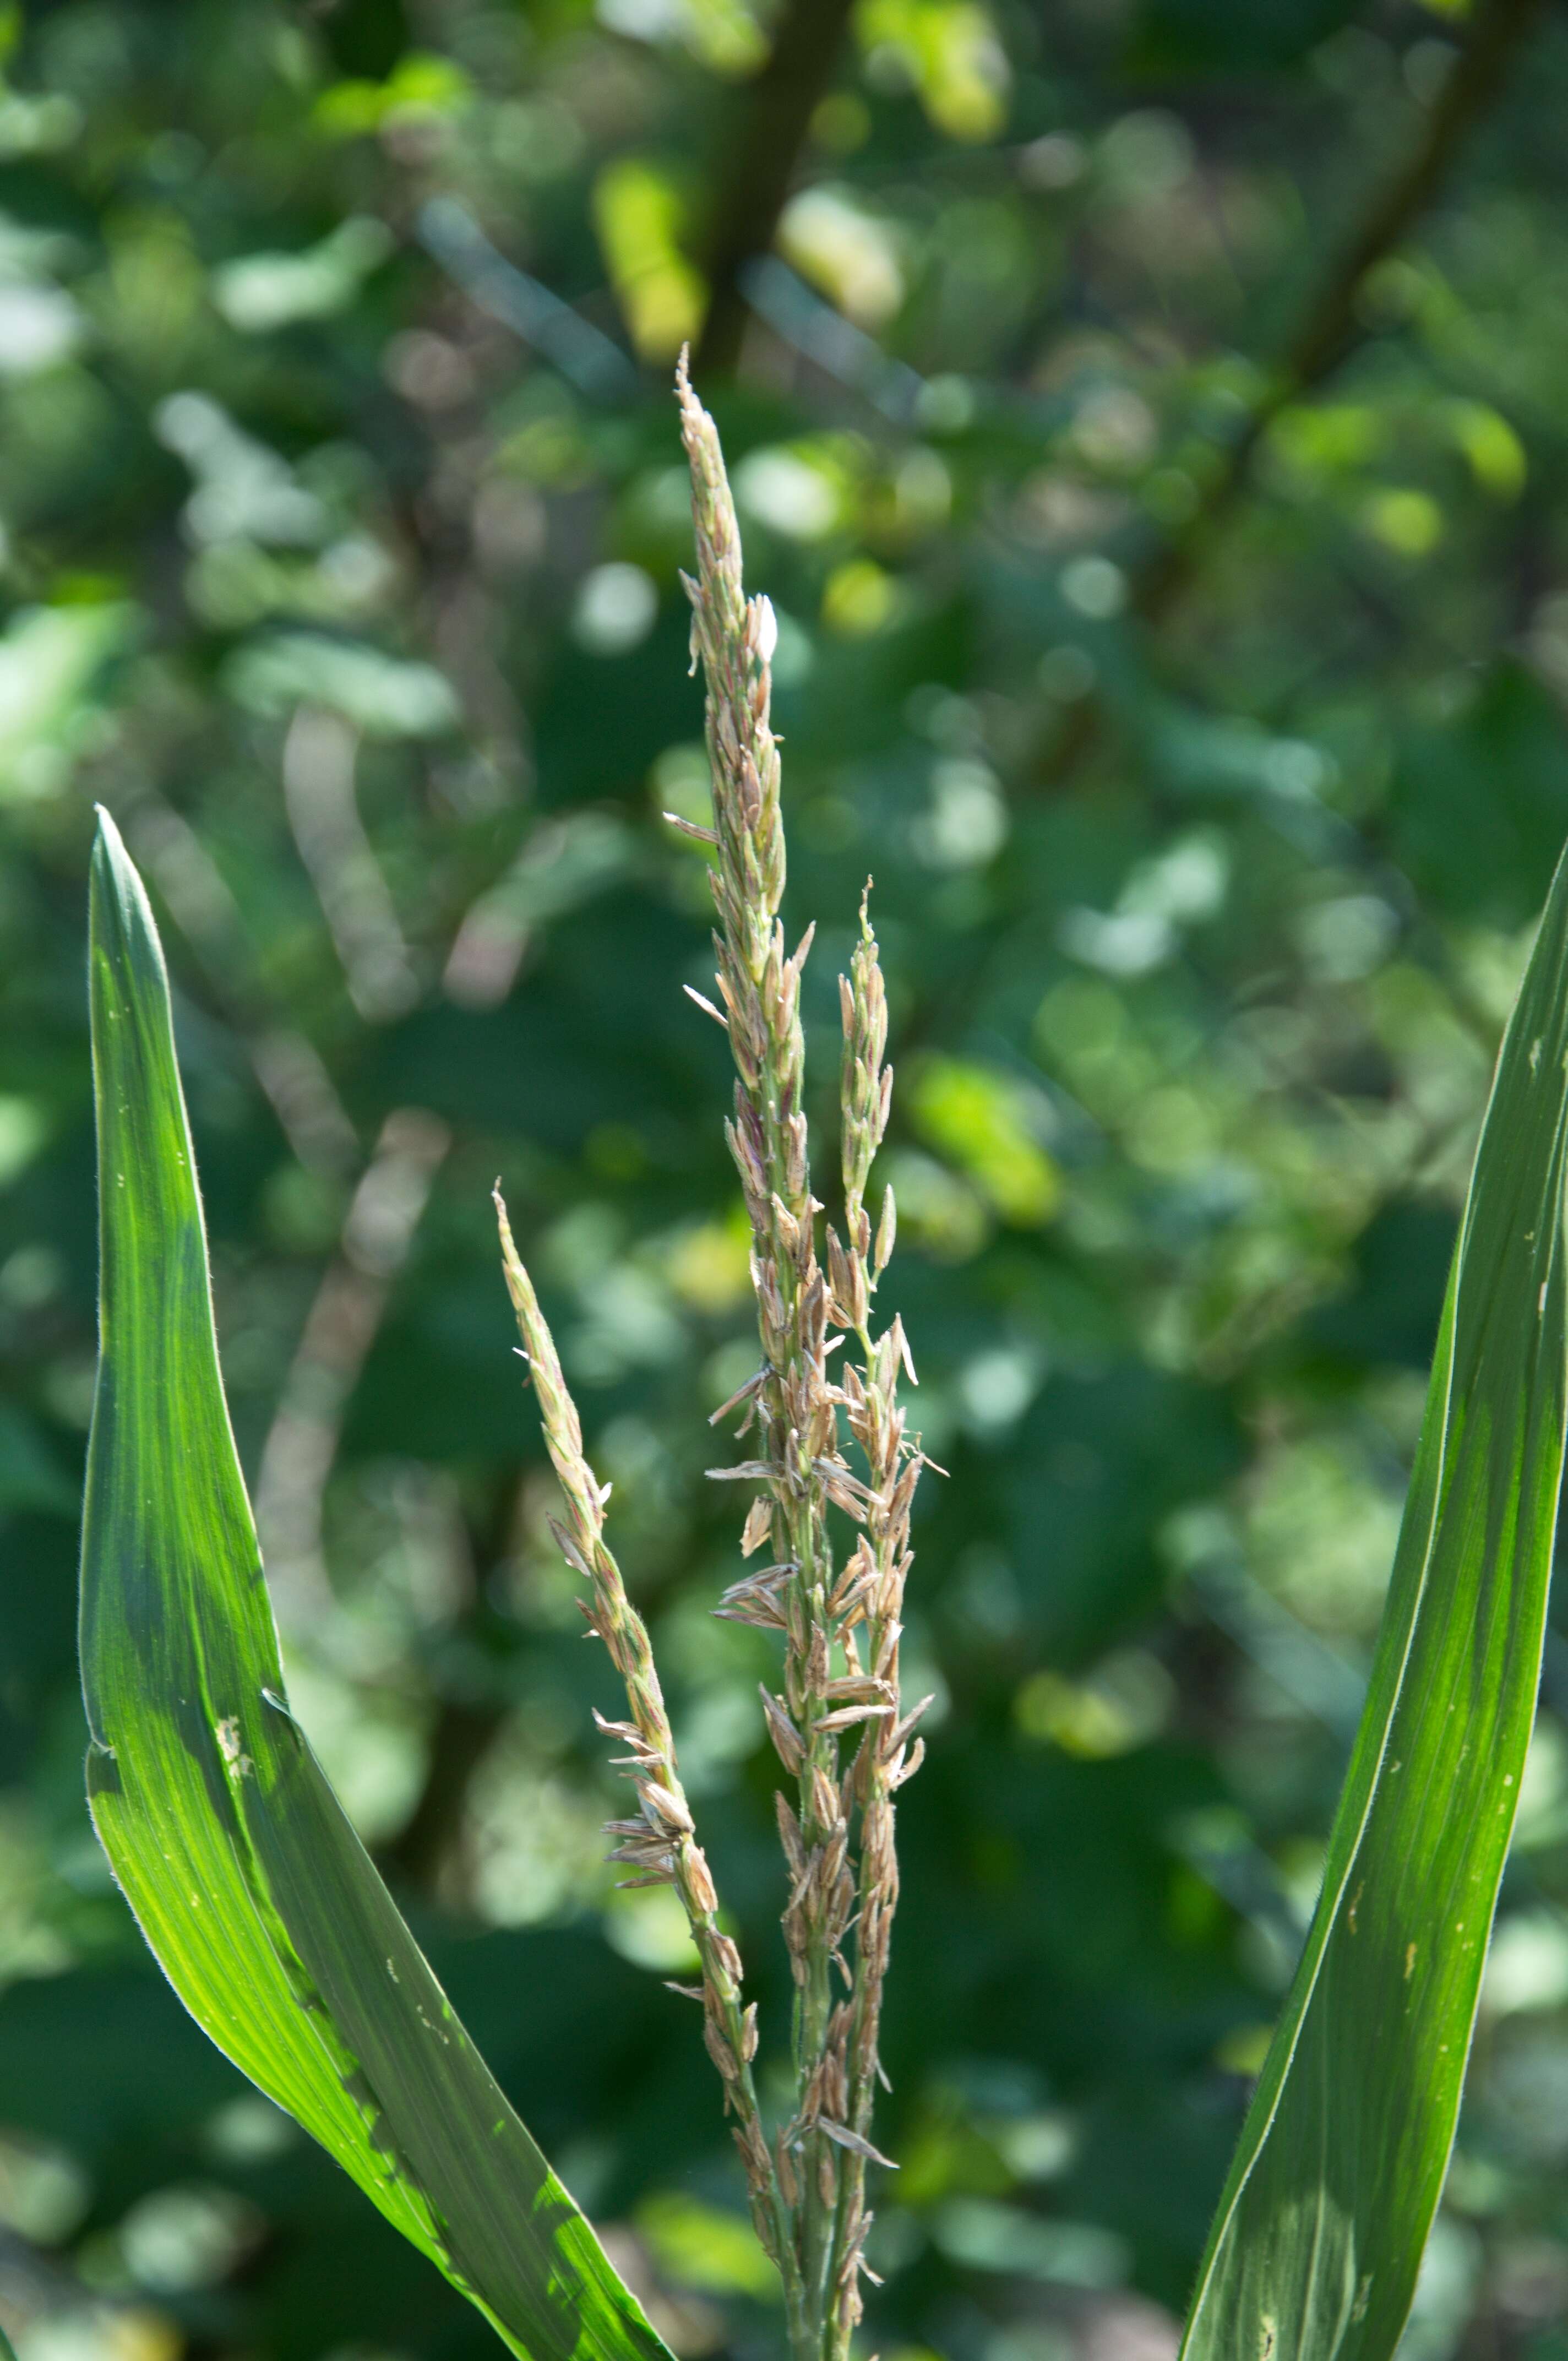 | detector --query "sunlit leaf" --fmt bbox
[591,159,704,362]
[80,809,674,2361]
